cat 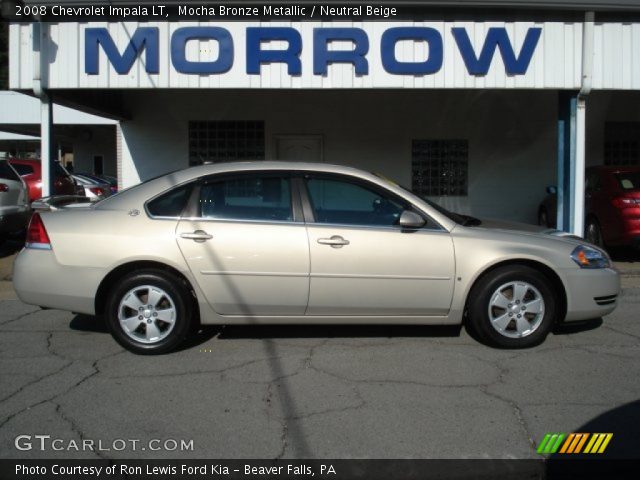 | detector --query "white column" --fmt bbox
[40,92,53,197]
[572,97,586,237]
